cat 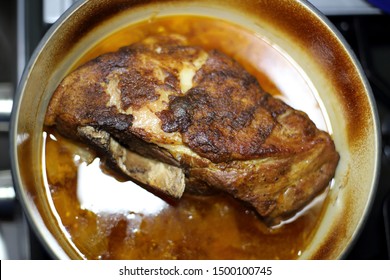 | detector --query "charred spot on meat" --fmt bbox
[44,34,339,223]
